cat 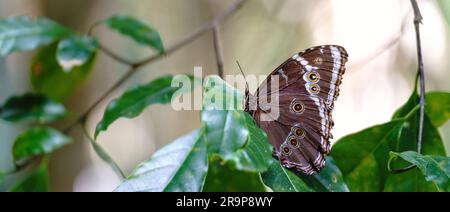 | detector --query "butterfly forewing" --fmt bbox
[249,45,348,175]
